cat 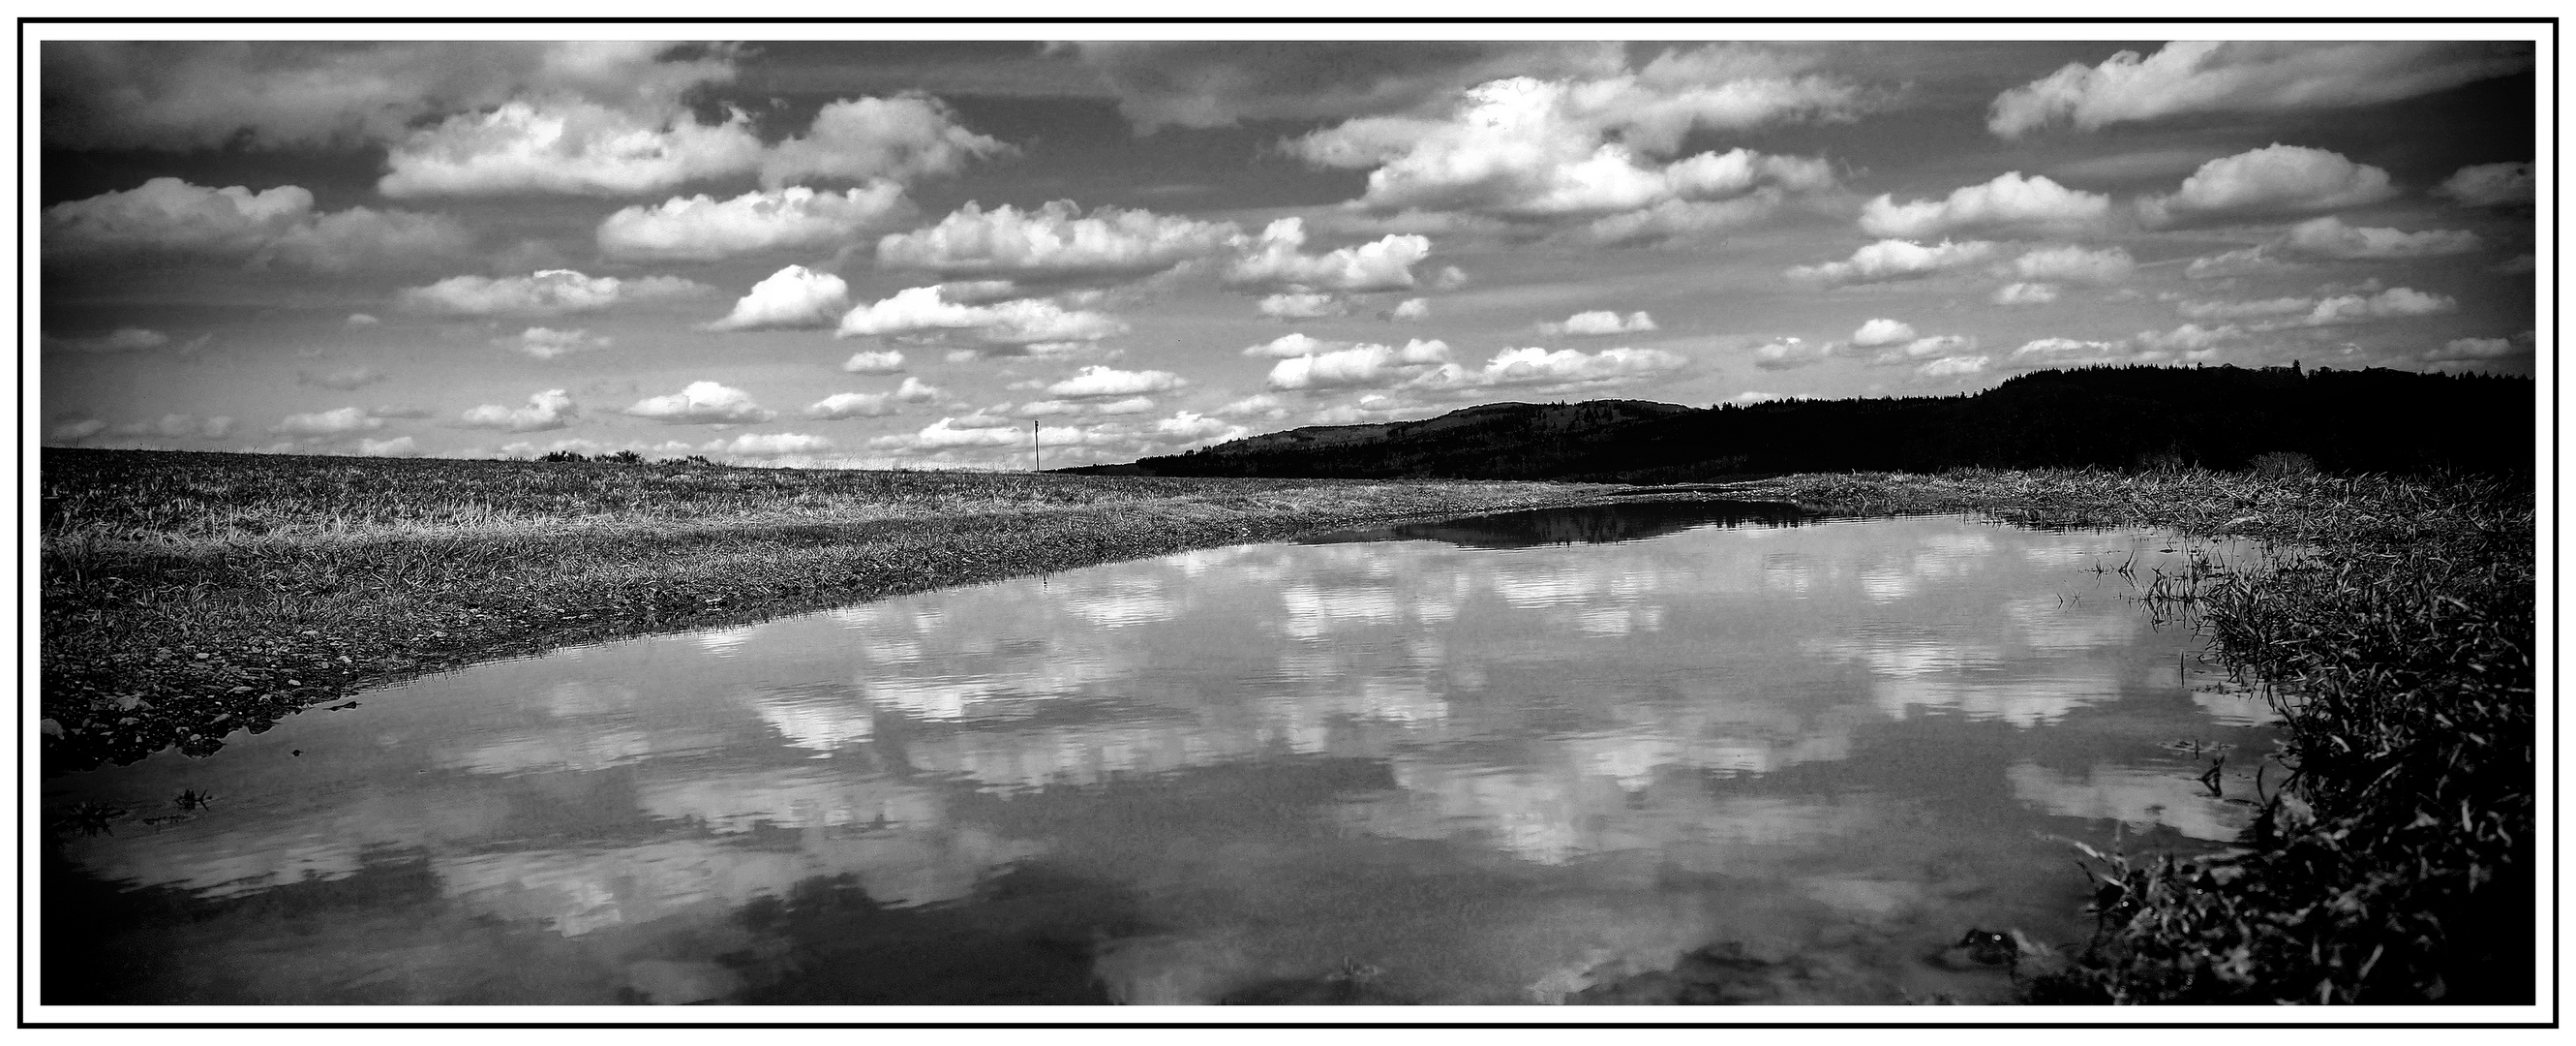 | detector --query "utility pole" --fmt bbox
[1032,420,1042,473]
